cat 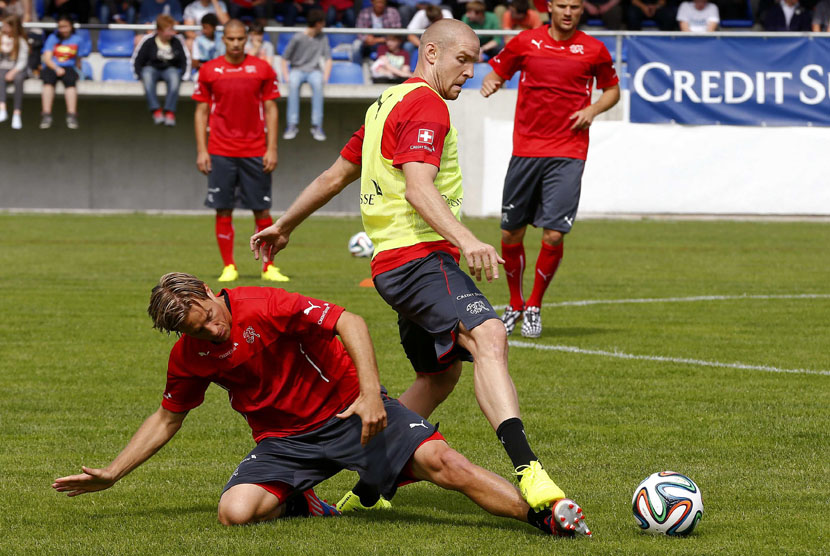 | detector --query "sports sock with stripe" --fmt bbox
[526,241,563,308]
[501,241,526,310]
[215,215,235,267]
[496,417,538,469]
